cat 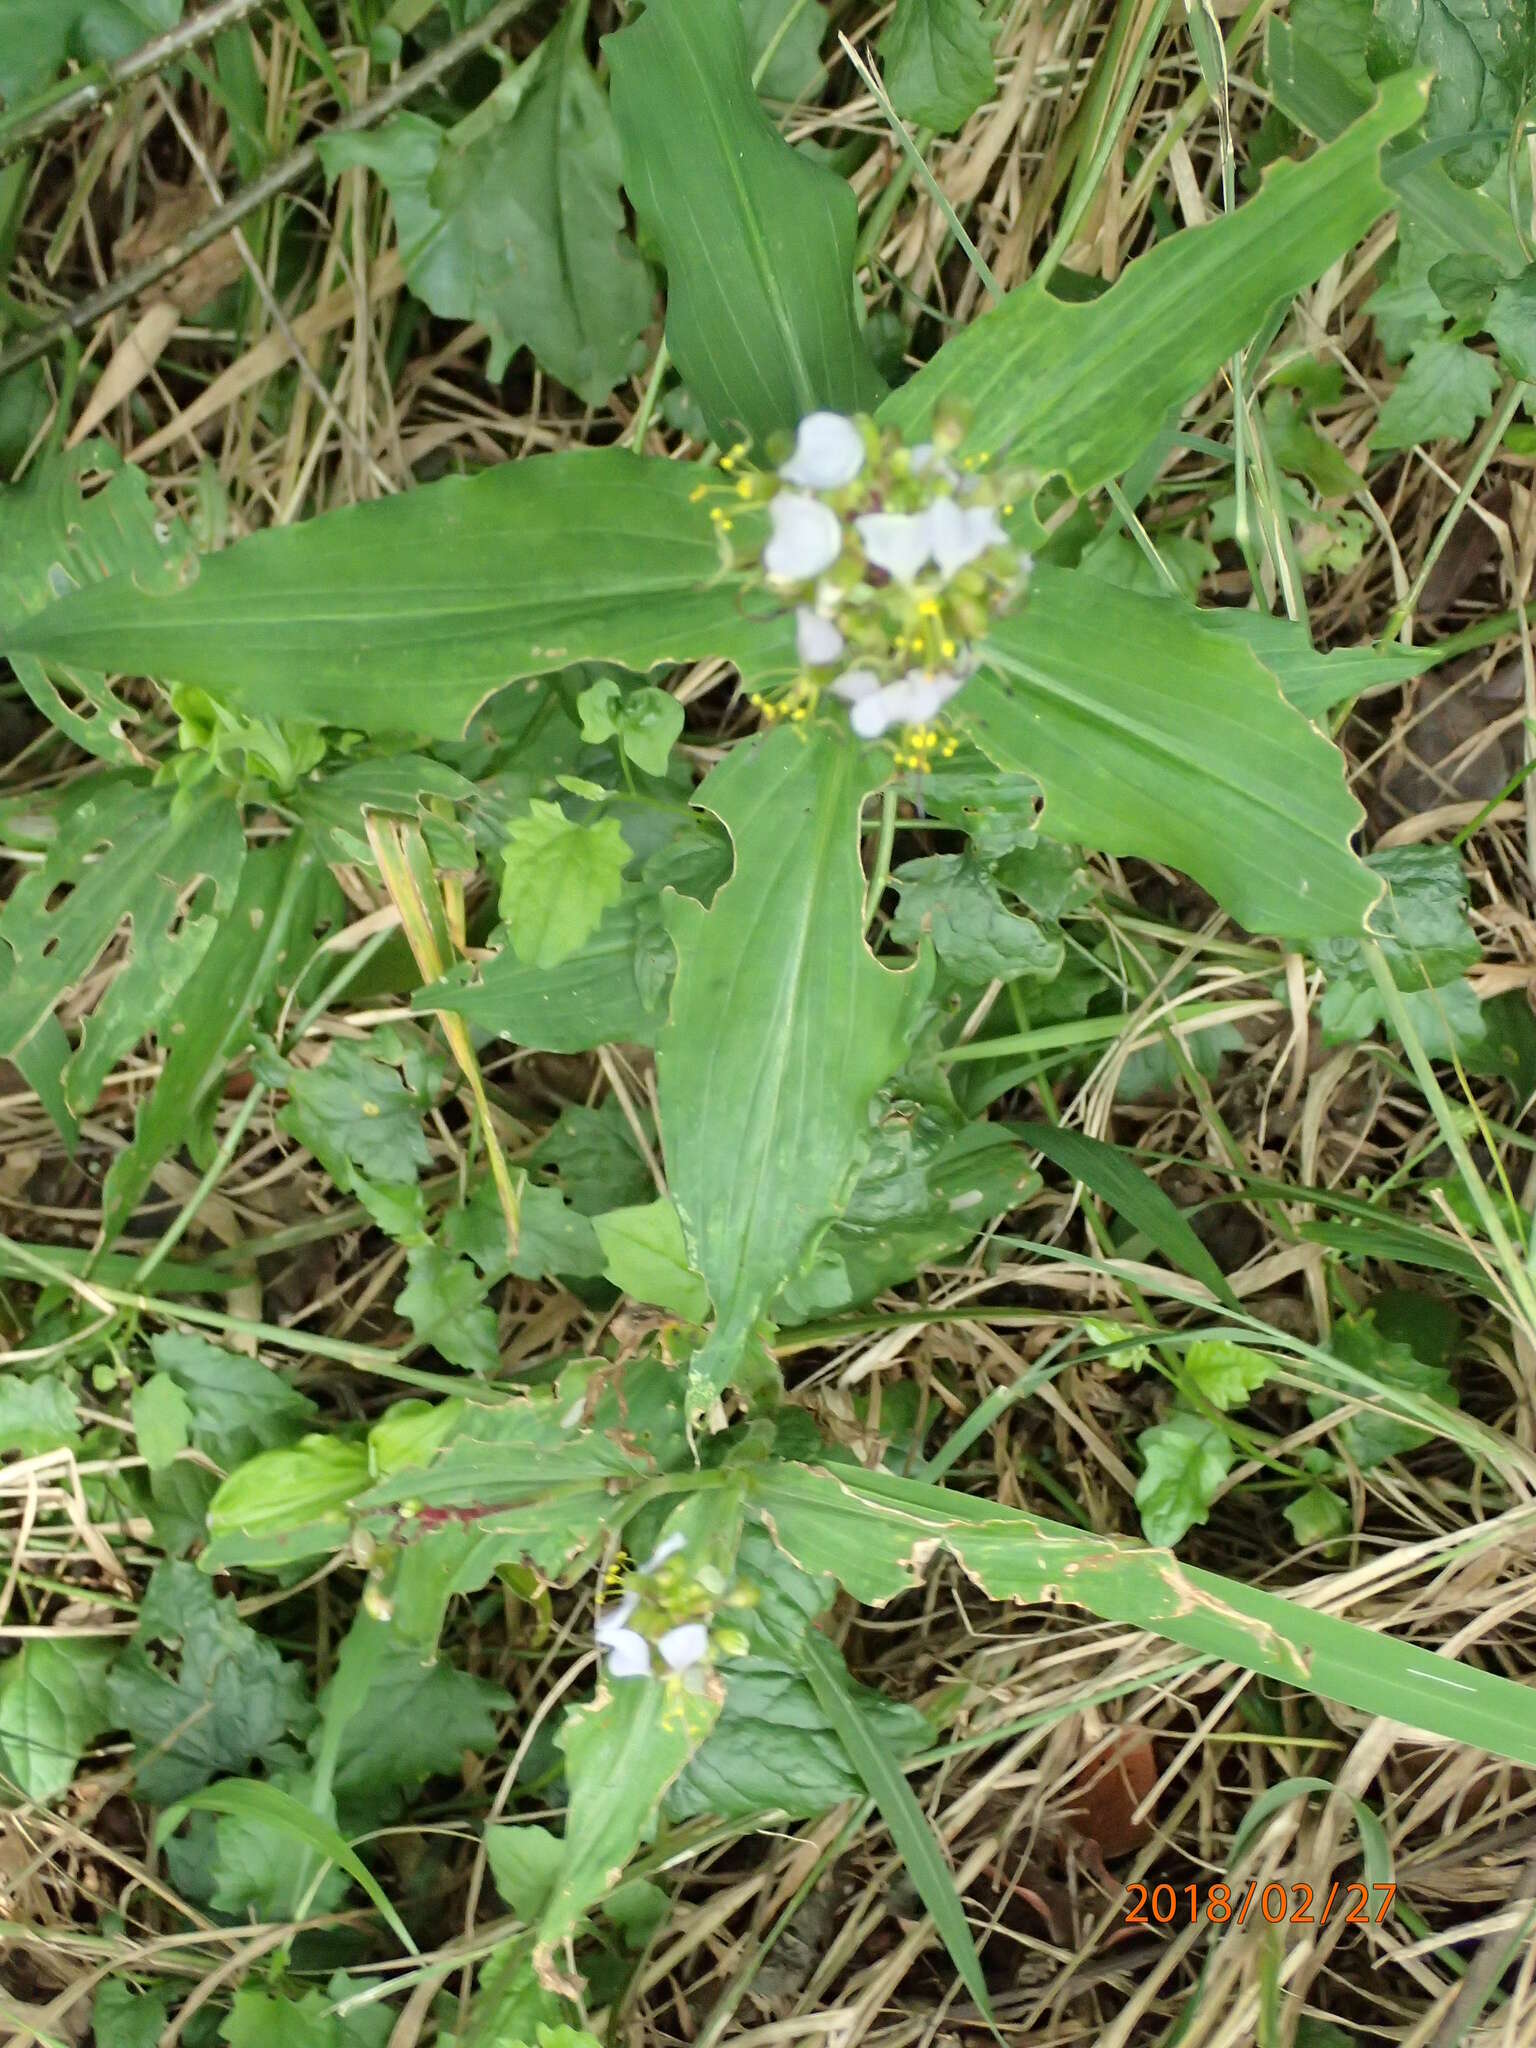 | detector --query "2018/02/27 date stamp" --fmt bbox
[1125,1881,1396,1927]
